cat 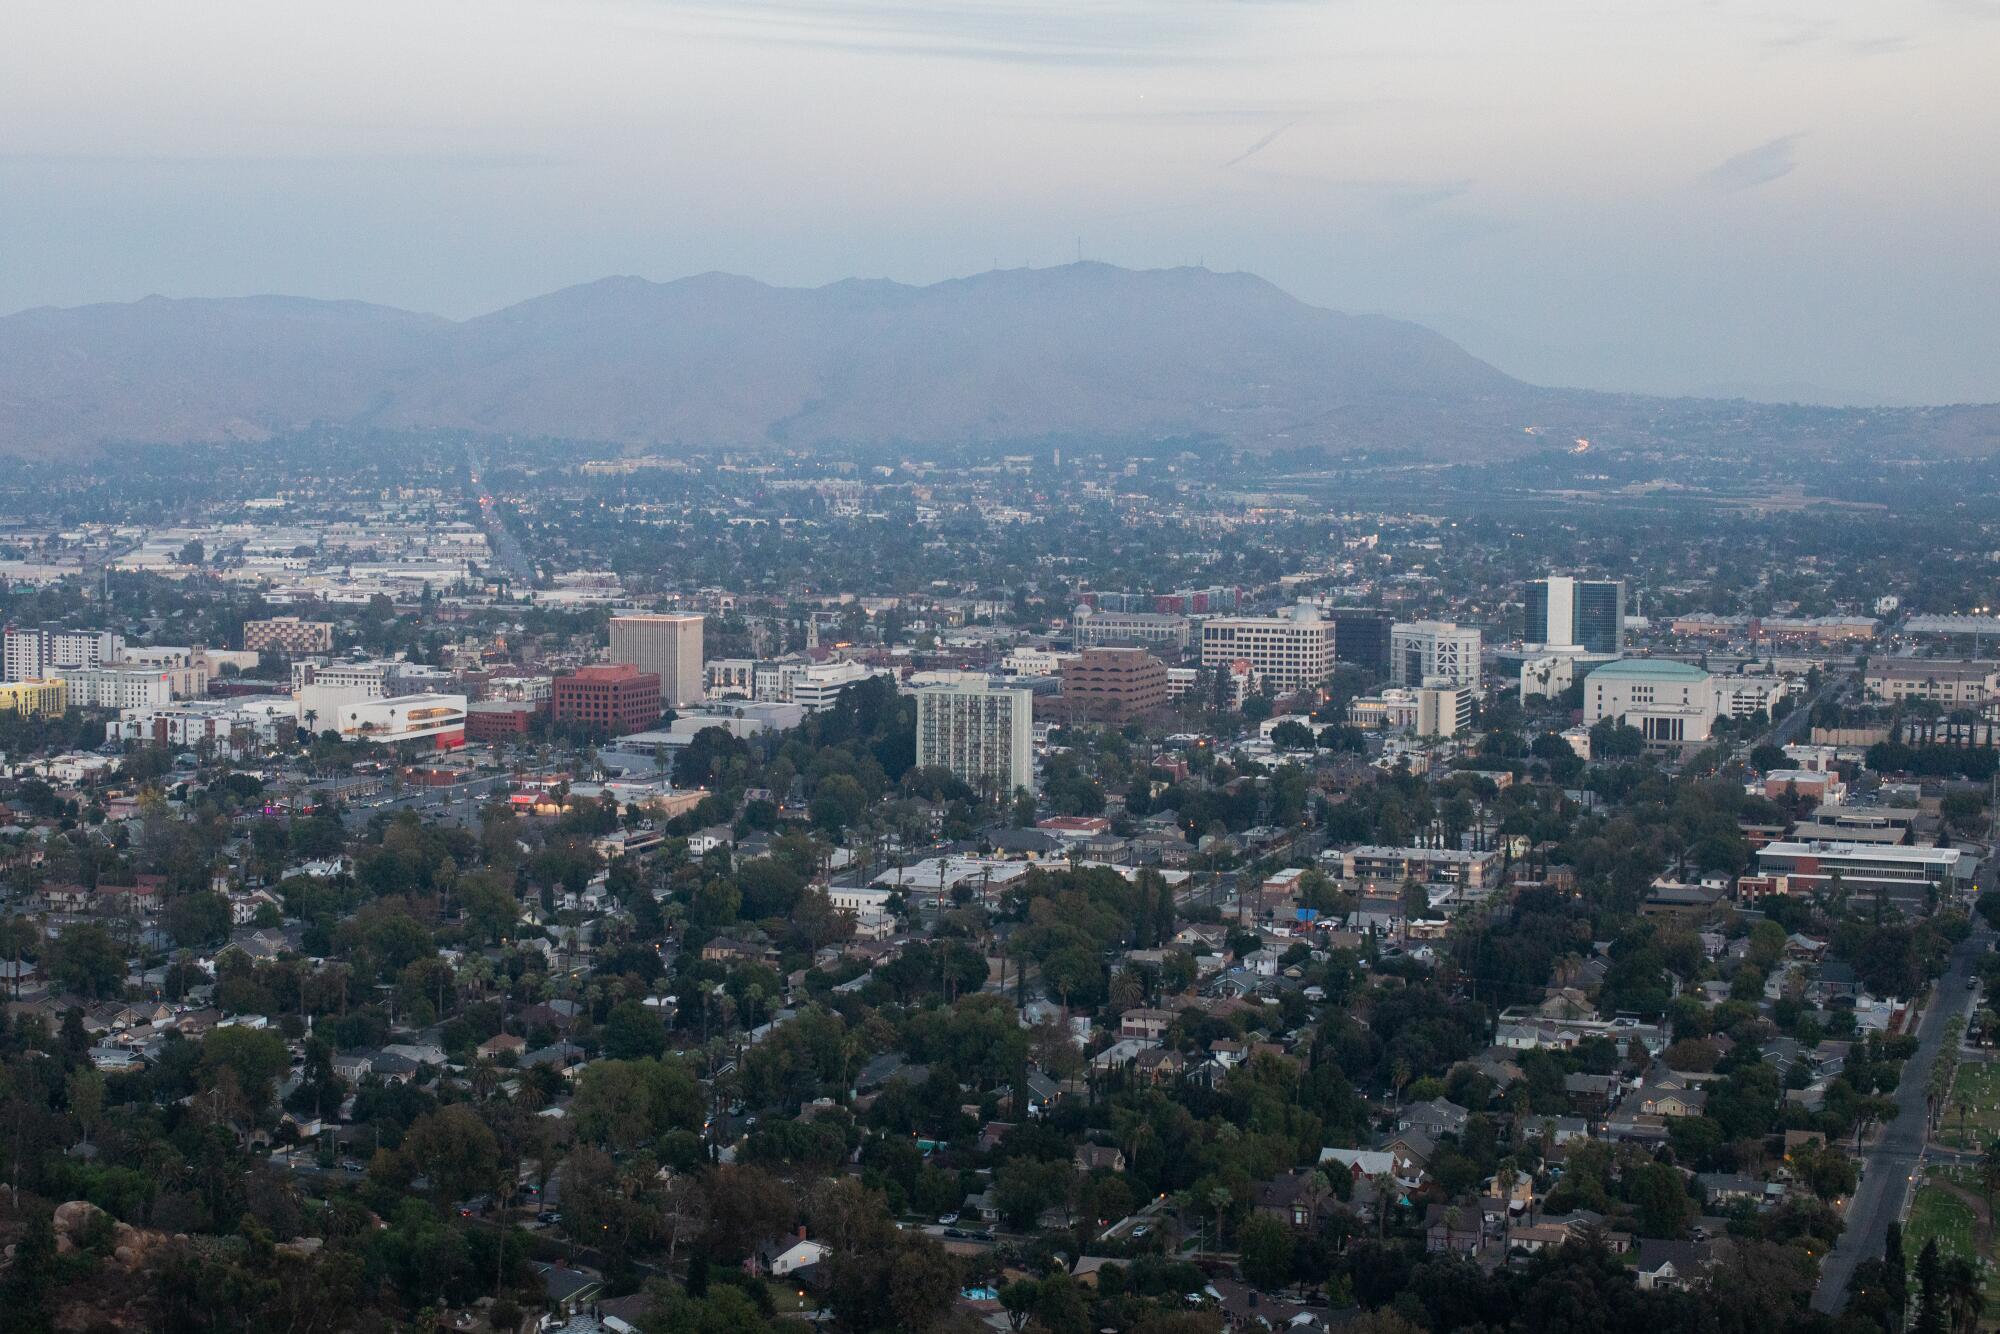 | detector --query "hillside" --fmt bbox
[0,264,1531,457]
[1,263,1995,460]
